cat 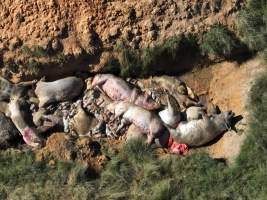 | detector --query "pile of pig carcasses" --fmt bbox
[0,74,234,153]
